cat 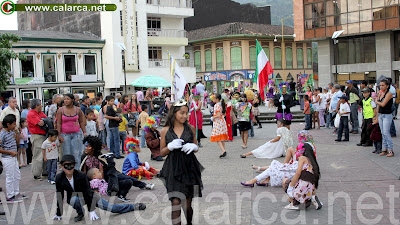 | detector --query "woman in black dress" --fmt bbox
[160,99,204,225]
